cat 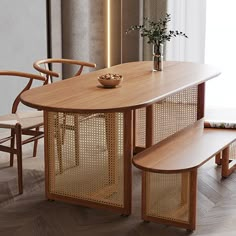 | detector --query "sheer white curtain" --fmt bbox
[205,0,236,109]
[166,0,236,111]
[166,0,206,63]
